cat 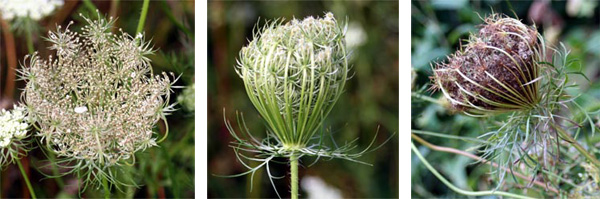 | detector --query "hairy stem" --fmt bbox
[554,123,600,168]
[16,159,36,199]
[136,0,150,34]
[411,141,535,199]
[290,154,298,199]
[411,133,559,194]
